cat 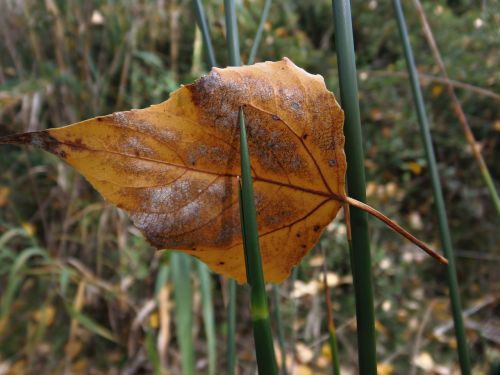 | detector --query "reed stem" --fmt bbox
[393,1,471,372]
[331,1,377,373]
[238,109,278,375]
[193,0,217,67]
